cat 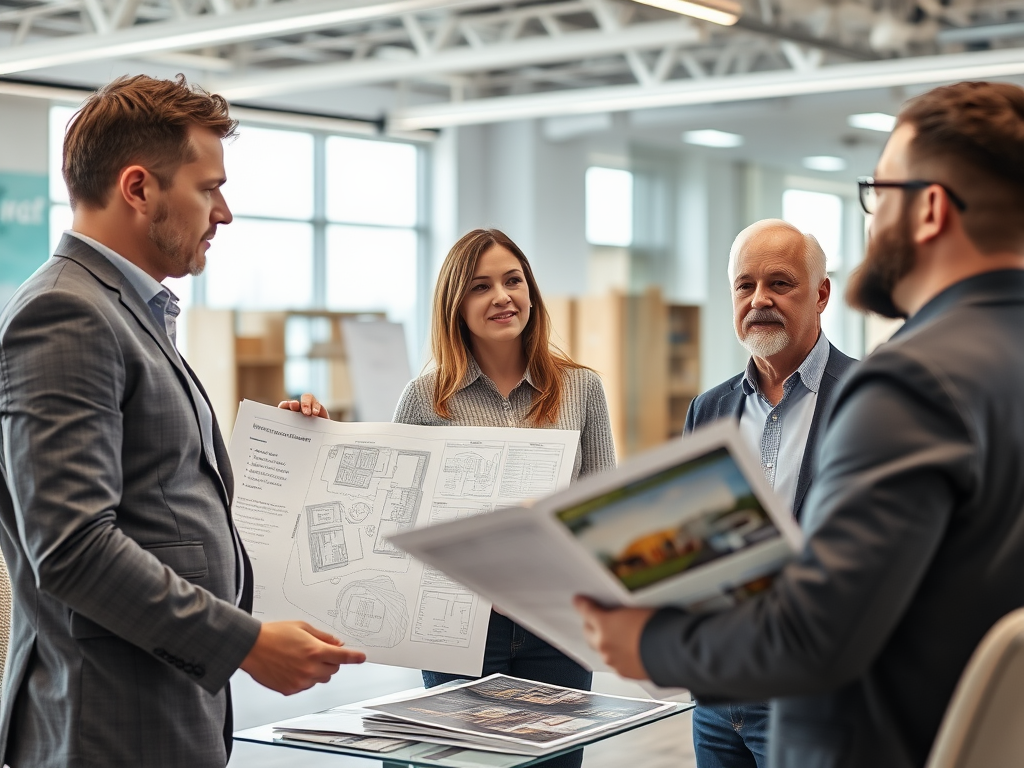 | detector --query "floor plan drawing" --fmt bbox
[305,502,363,572]
[412,588,475,647]
[228,401,581,675]
[329,575,409,647]
[439,442,502,498]
[295,443,431,586]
